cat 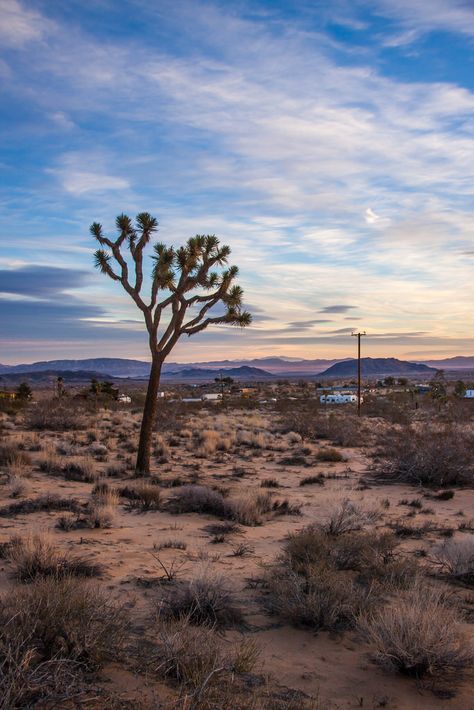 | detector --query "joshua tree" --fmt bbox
[91,213,251,475]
